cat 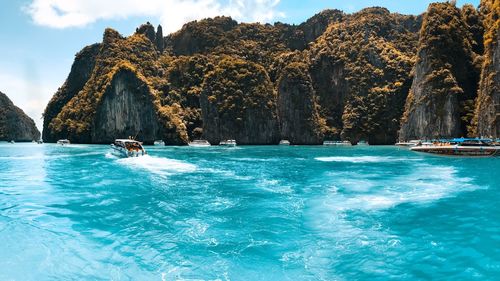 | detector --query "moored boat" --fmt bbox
[396,140,421,147]
[323,140,352,146]
[111,139,147,157]
[57,139,70,145]
[279,140,290,146]
[410,138,500,157]
[188,140,211,147]
[220,139,237,147]
[356,140,369,146]
[154,140,165,146]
